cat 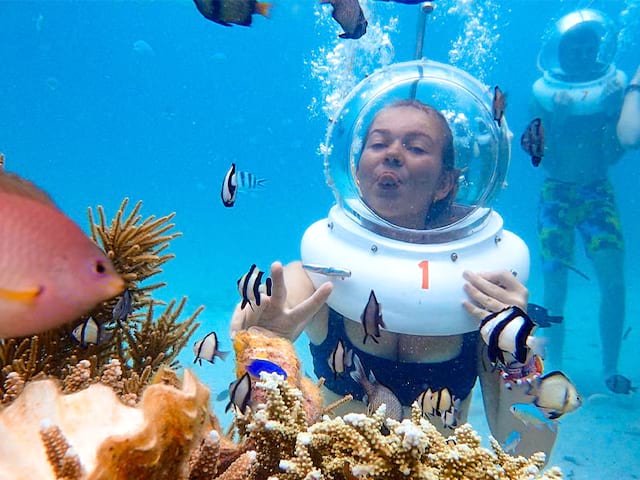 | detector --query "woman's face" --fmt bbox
[356,105,454,229]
